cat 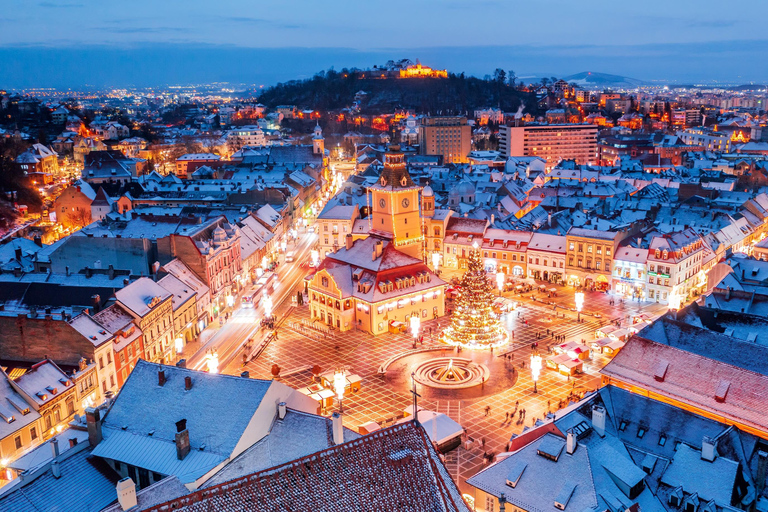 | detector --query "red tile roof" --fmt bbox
[601,336,768,437]
[144,422,469,512]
